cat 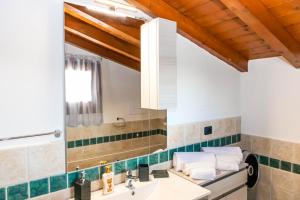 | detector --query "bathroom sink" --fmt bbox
[88,172,210,200]
[91,179,158,200]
